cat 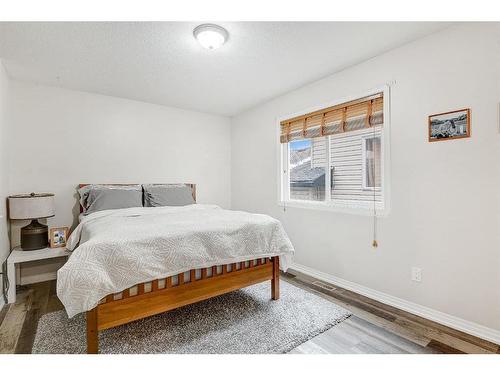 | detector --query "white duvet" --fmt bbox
[57,204,294,317]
